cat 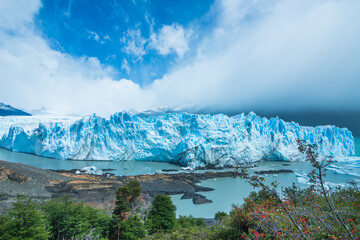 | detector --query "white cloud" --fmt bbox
[150,24,192,58]
[147,0,360,113]
[1,0,360,116]
[63,0,74,17]
[89,32,112,45]
[88,31,100,42]
[122,29,147,59]
[121,59,130,74]
[0,0,153,115]
[0,0,41,30]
